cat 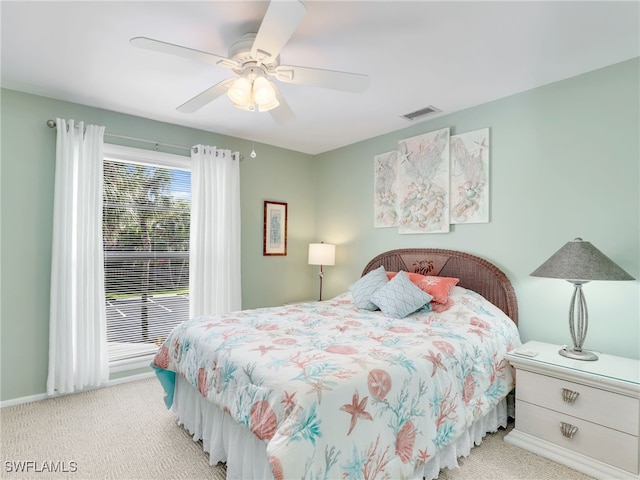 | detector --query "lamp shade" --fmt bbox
[308,243,335,266]
[253,76,276,105]
[227,77,252,106]
[531,238,635,282]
